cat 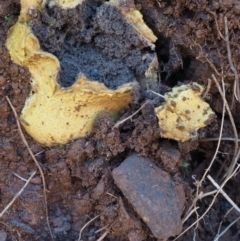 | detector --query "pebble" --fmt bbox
[30,176,42,185]
[112,154,185,239]
[160,141,181,172]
